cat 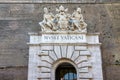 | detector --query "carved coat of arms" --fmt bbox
[39,5,87,32]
